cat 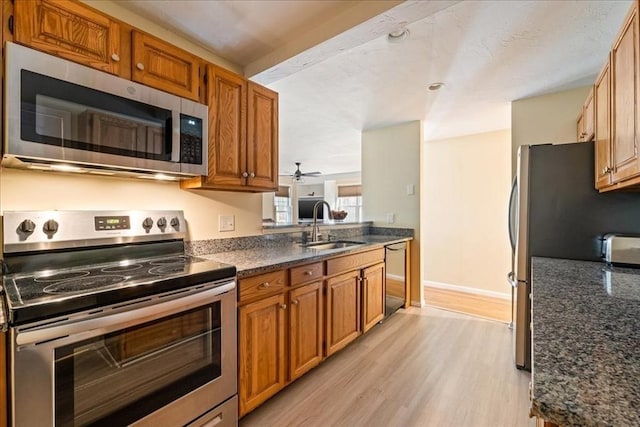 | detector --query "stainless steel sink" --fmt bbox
[301,240,365,250]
